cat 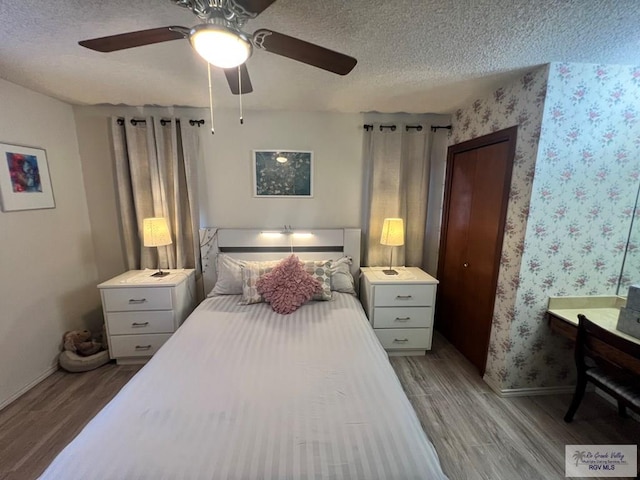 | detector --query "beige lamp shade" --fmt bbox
[143,217,172,247]
[380,218,405,246]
